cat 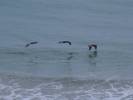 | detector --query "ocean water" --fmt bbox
[0,0,133,99]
